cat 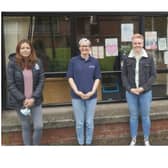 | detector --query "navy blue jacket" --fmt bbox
[7,54,44,108]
